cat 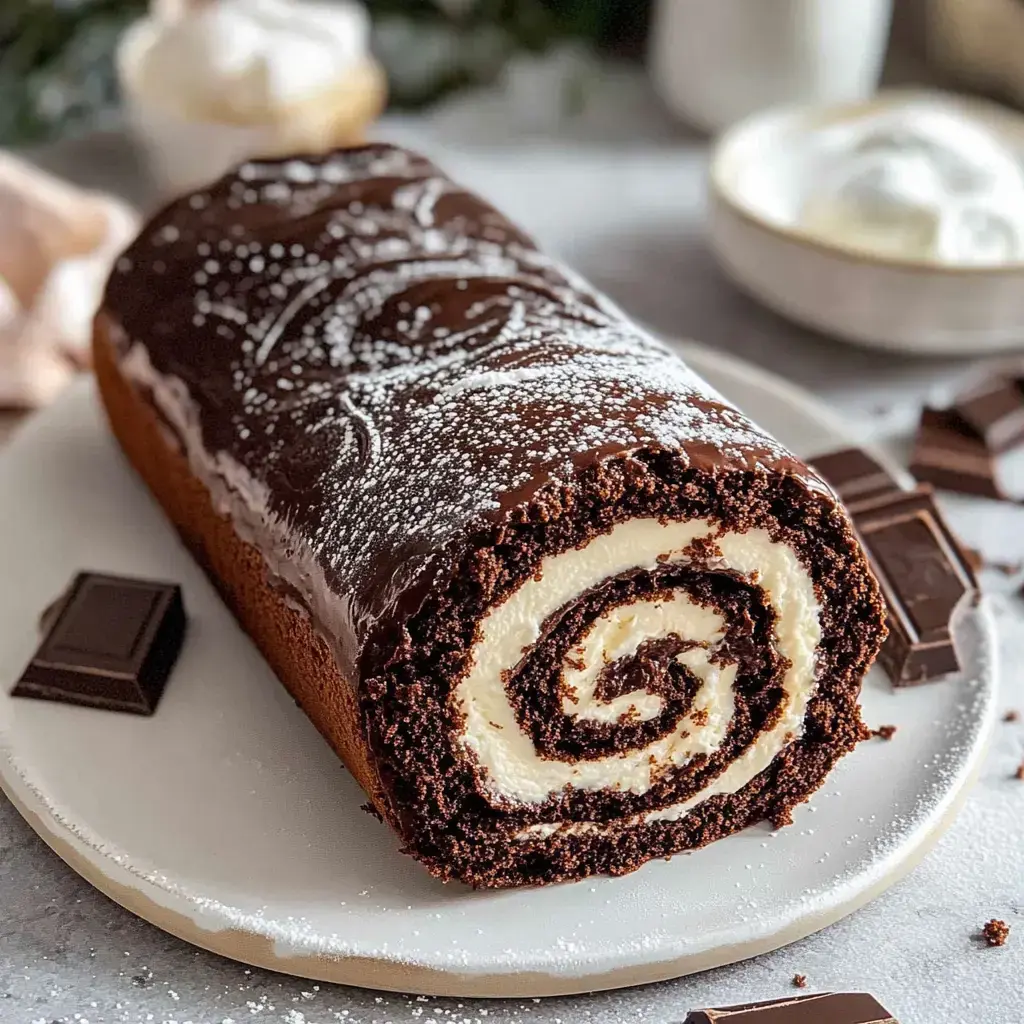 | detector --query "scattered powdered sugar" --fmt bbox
[108,144,797,631]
